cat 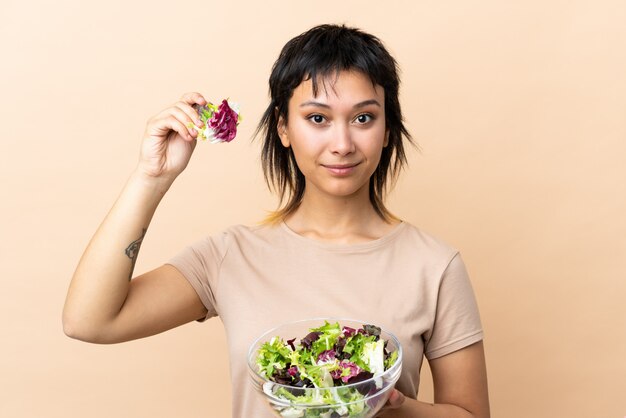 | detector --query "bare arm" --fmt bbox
[62,92,210,344]
[378,341,490,418]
